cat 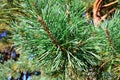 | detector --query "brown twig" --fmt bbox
[93,0,118,27]
[102,0,118,8]
[101,8,116,20]
[93,0,102,27]
[38,15,67,54]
